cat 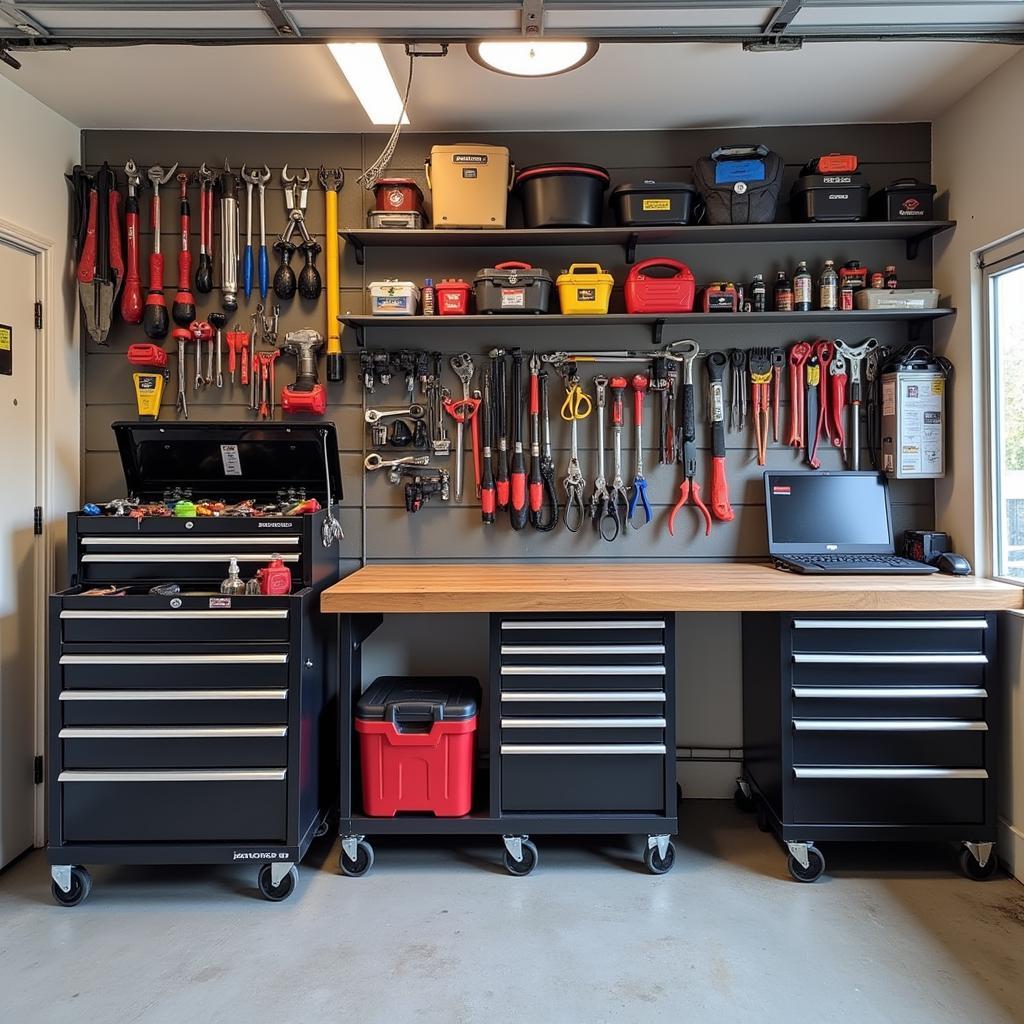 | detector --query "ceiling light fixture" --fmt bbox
[328,42,410,125]
[468,40,598,78]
